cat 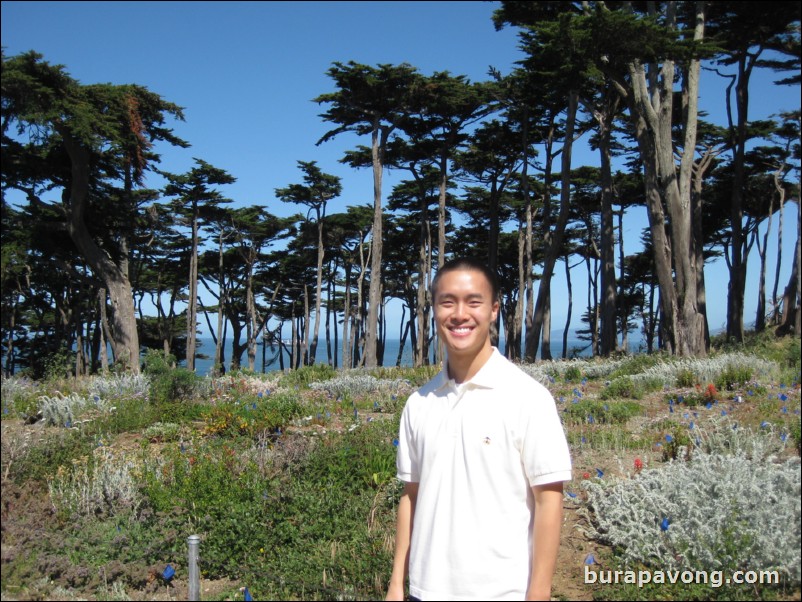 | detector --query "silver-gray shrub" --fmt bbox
[581,447,801,584]
[628,353,778,389]
[1,375,40,411]
[519,358,630,386]
[309,373,412,399]
[88,373,150,401]
[39,392,103,427]
[48,449,143,518]
[519,353,778,390]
